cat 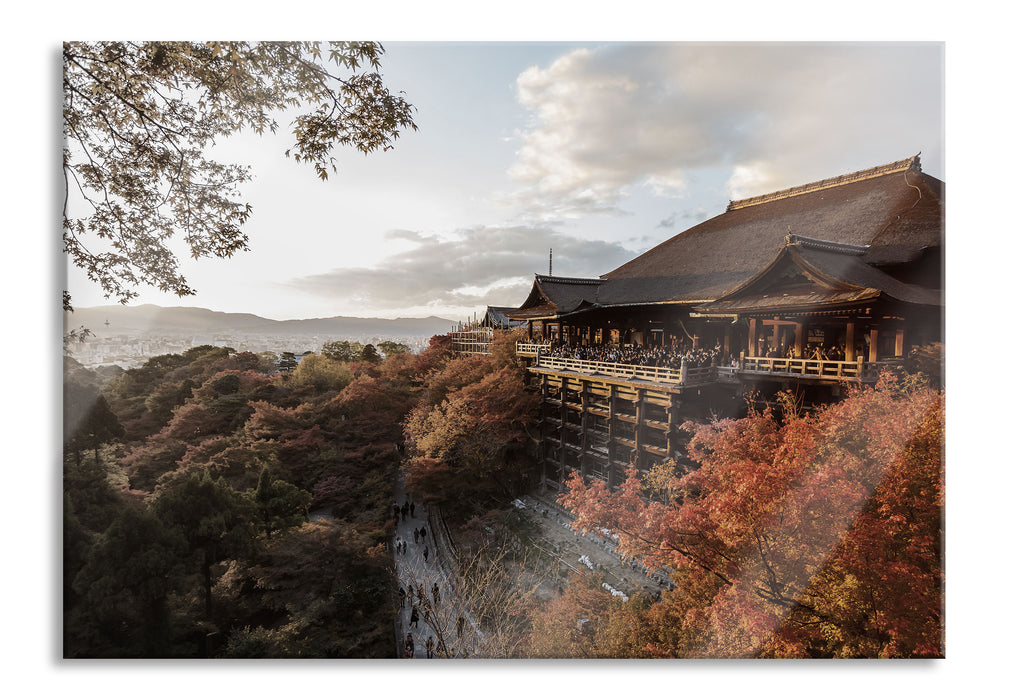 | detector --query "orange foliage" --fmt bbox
[560,374,944,658]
